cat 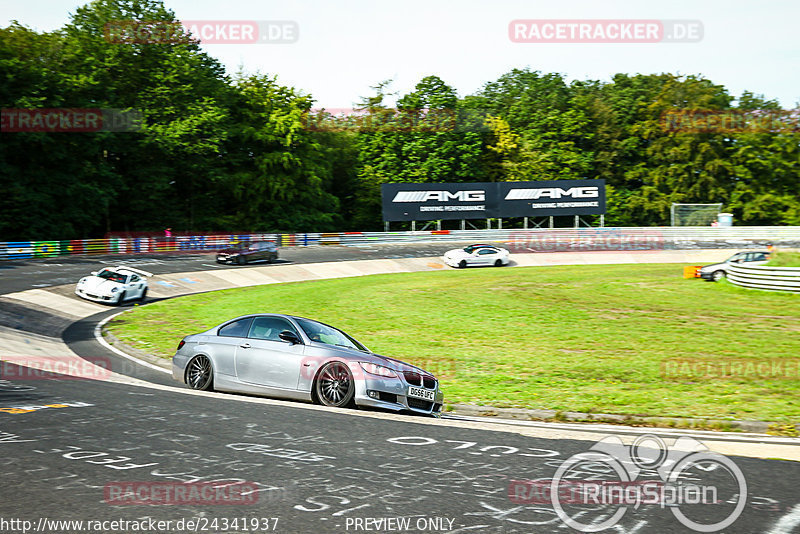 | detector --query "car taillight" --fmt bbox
[177,340,186,350]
